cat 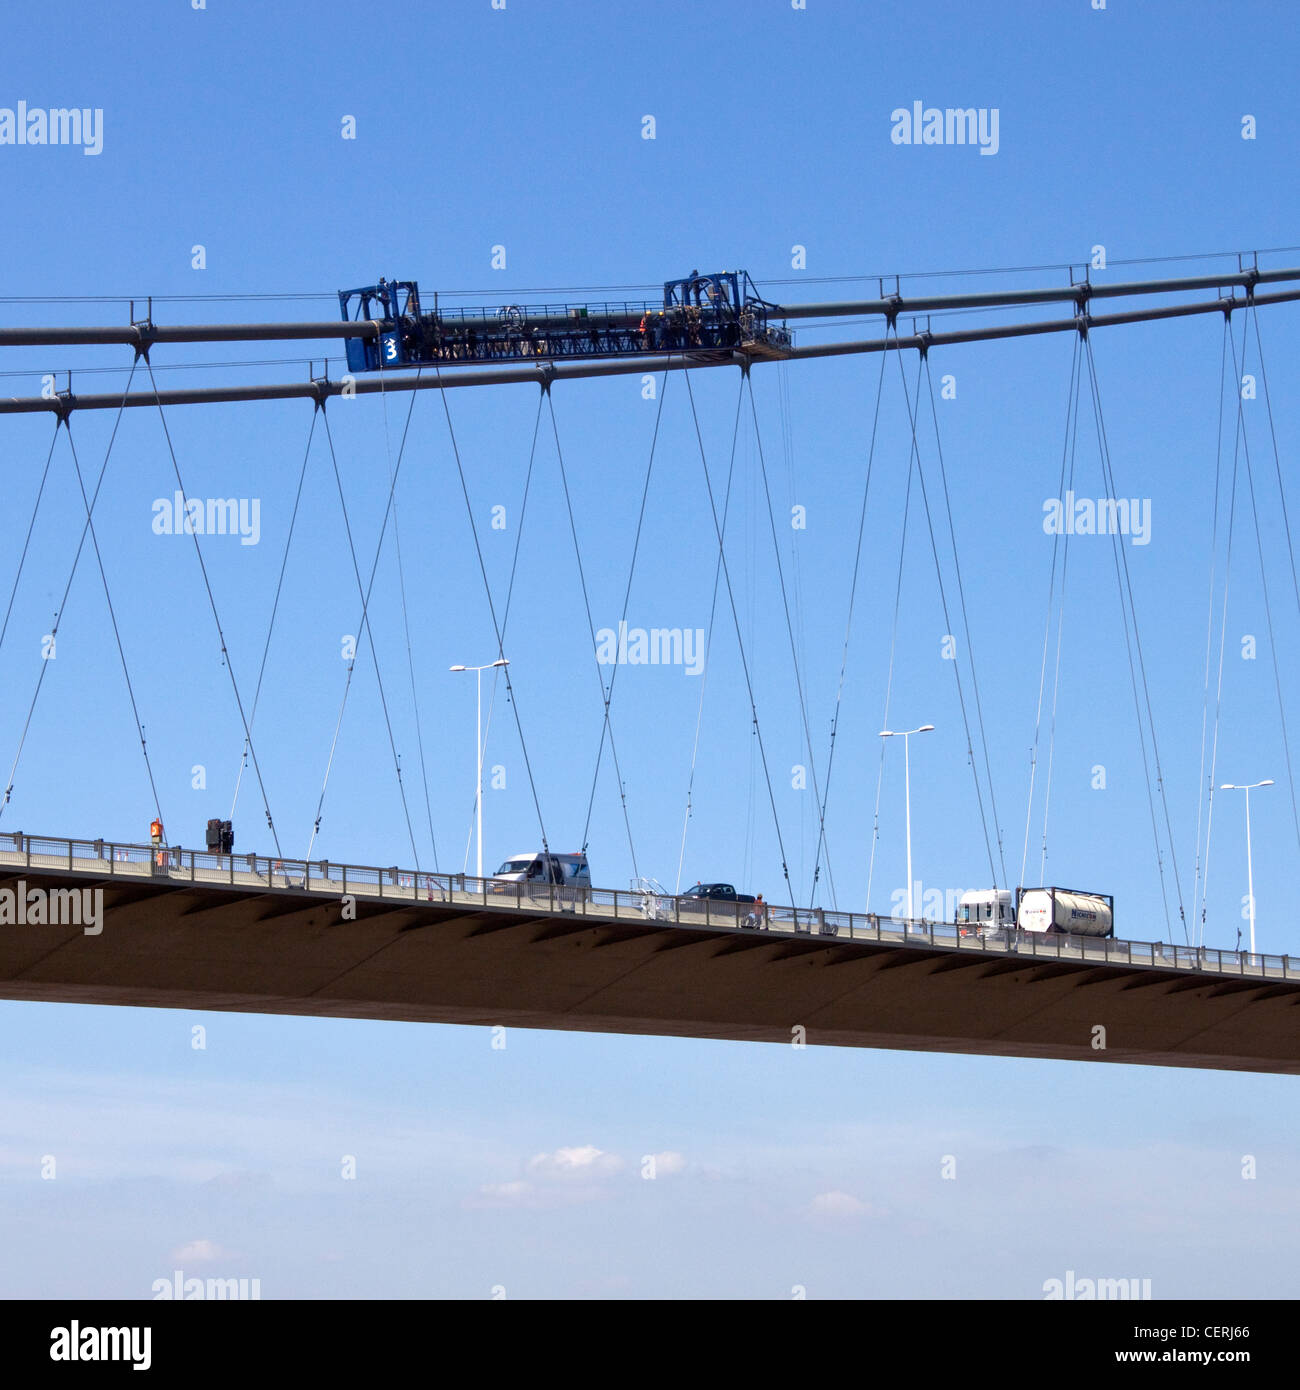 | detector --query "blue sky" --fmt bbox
[1,0,1298,1298]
